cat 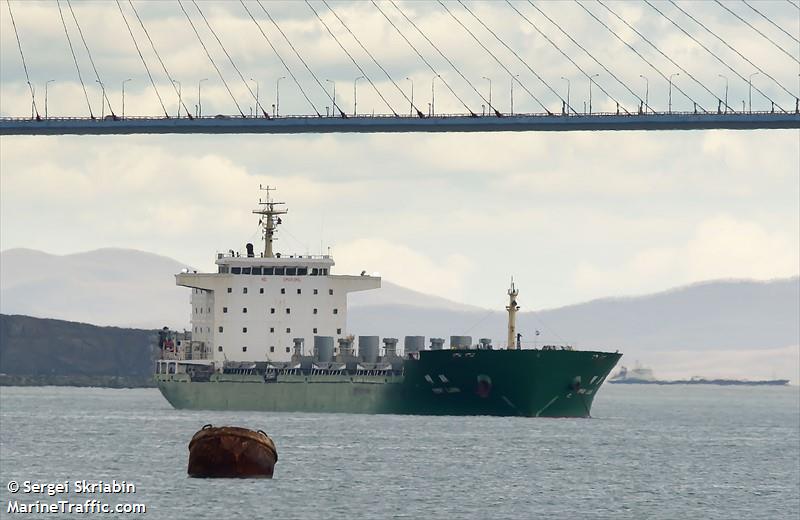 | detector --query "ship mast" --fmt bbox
[253,185,287,259]
[506,279,520,350]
